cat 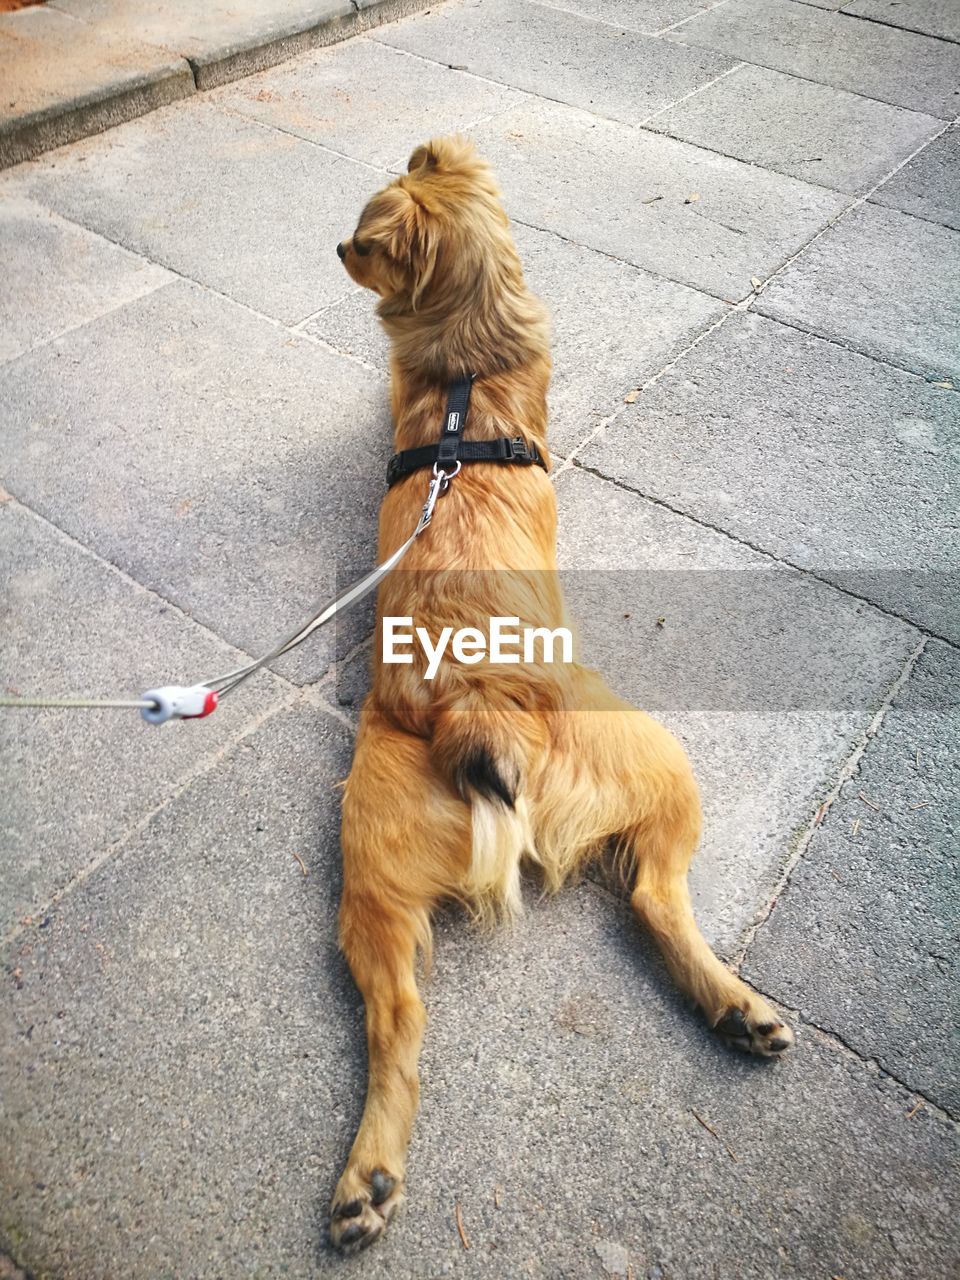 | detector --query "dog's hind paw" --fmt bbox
[712,1001,794,1059]
[330,1167,402,1254]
